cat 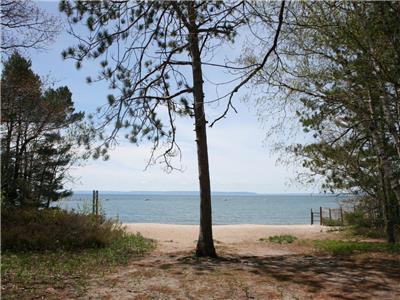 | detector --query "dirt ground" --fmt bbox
[76,224,400,300]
